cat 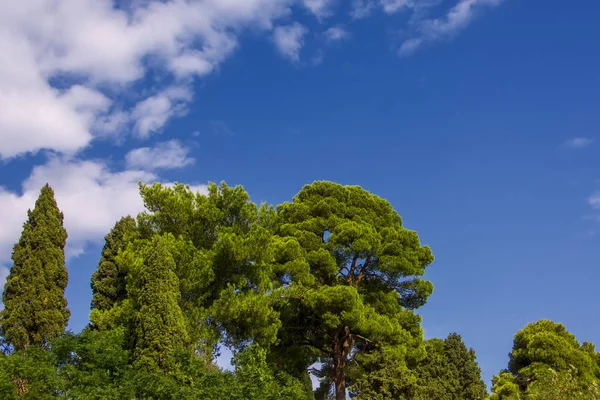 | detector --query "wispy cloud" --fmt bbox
[324,26,350,42]
[564,137,594,149]
[273,22,309,63]
[350,0,375,19]
[381,0,412,14]
[589,193,600,210]
[303,0,337,19]
[399,0,503,56]
[209,121,236,137]
[125,140,194,171]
